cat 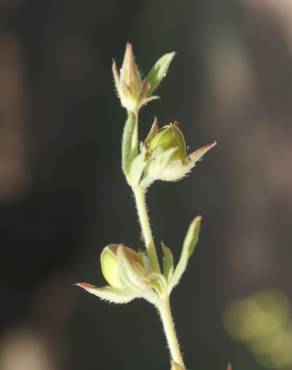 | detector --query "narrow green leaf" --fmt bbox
[75,283,135,304]
[169,216,202,292]
[122,112,138,178]
[161,241,174,283]
[145,52,176,96]
[183,216,202,256]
